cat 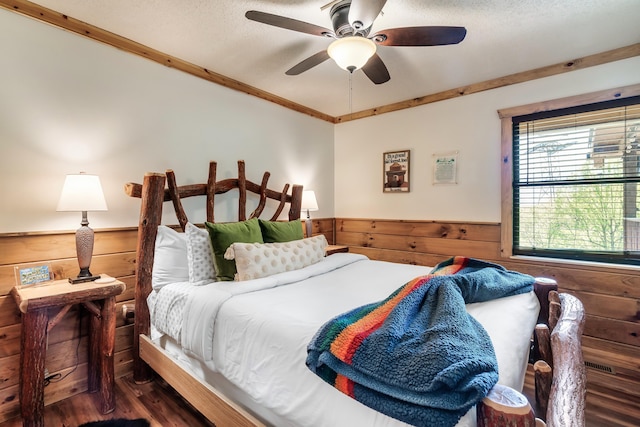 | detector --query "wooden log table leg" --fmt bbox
[20,309,48,427]
[99,296,116,414]
[87,301,101,394]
